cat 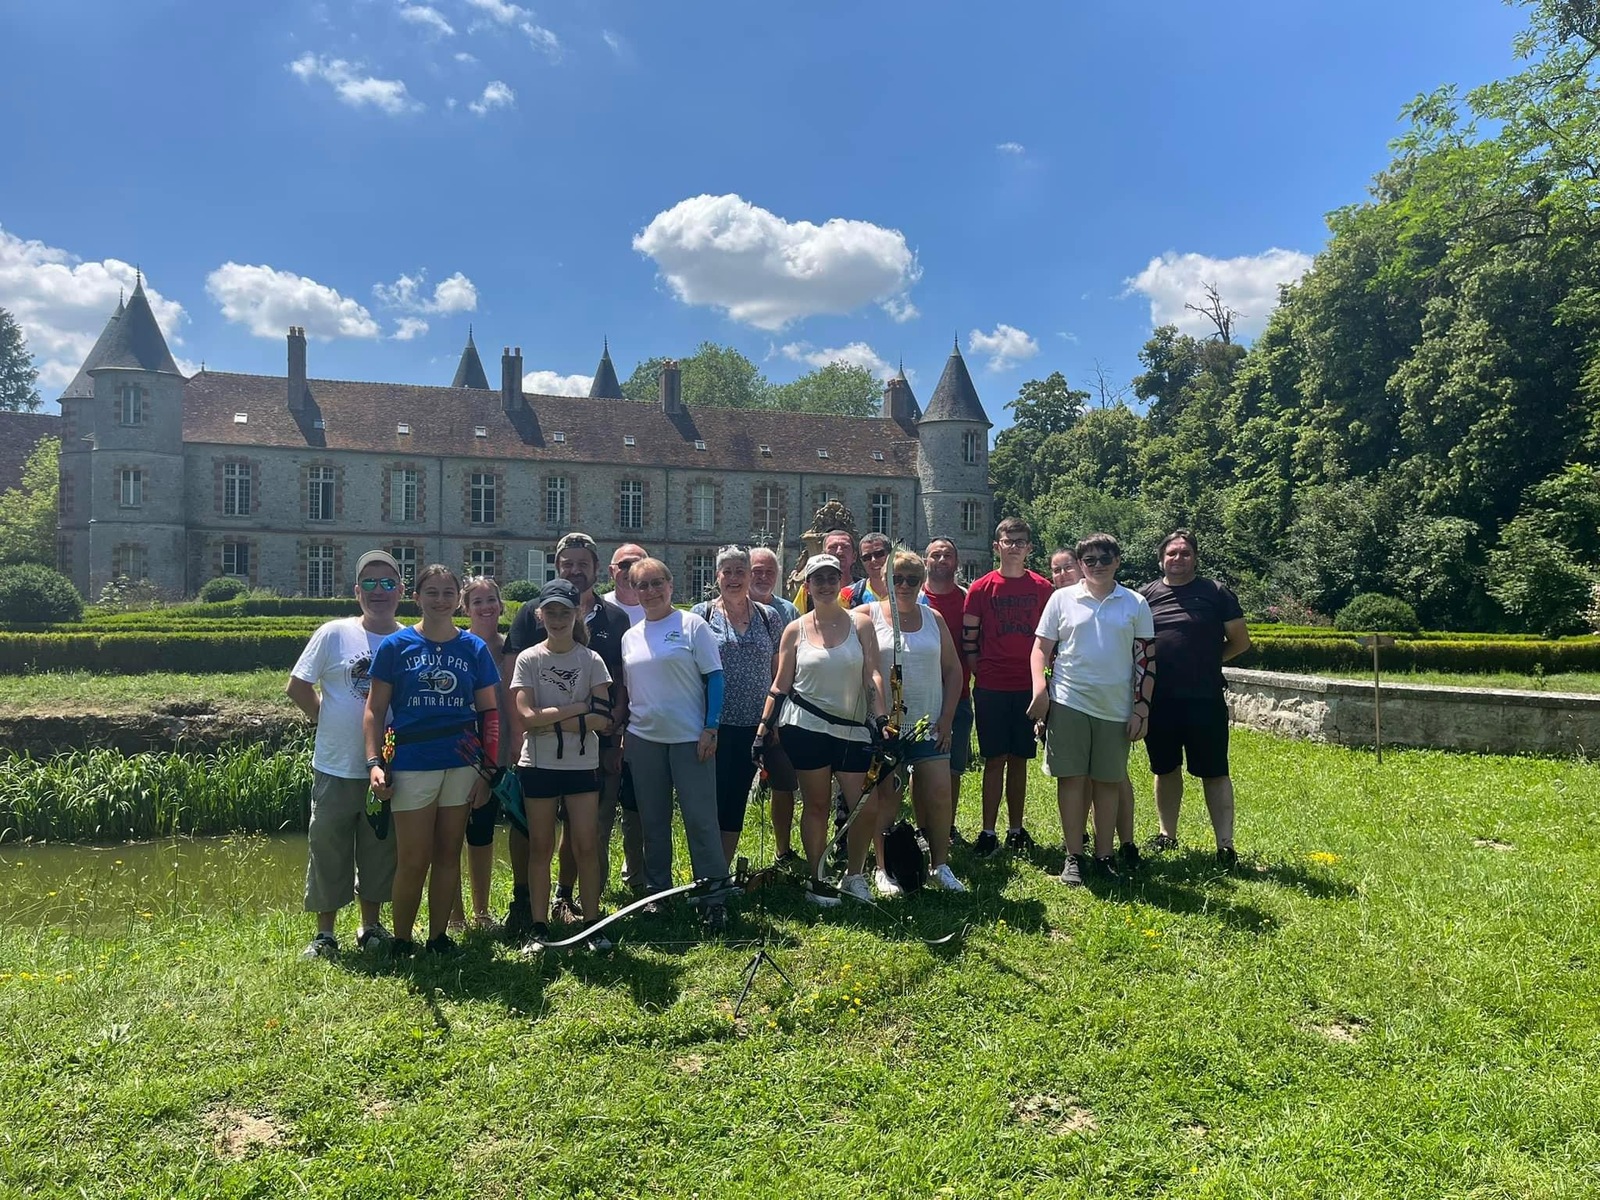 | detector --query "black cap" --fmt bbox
[536,579,581,609]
